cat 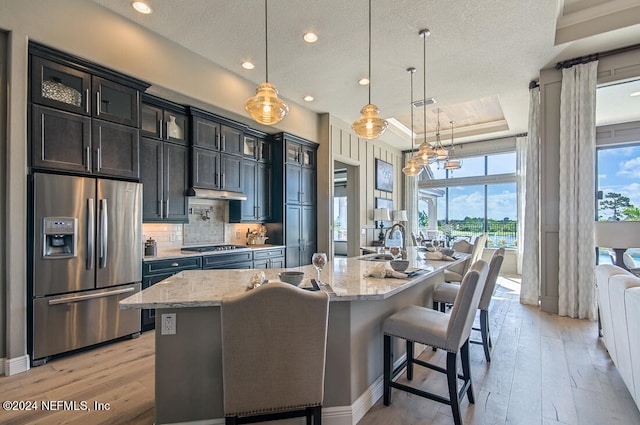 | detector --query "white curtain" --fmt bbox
[558,61,598,320]
[518,86,541,306]
[404,152,418,246]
